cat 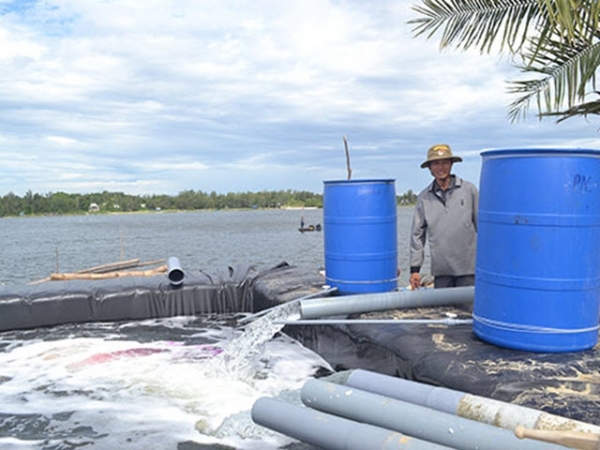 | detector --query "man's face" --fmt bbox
[428,159,452,181]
